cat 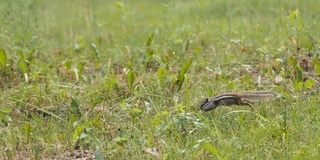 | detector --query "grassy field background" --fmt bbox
[1,0,320,159]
